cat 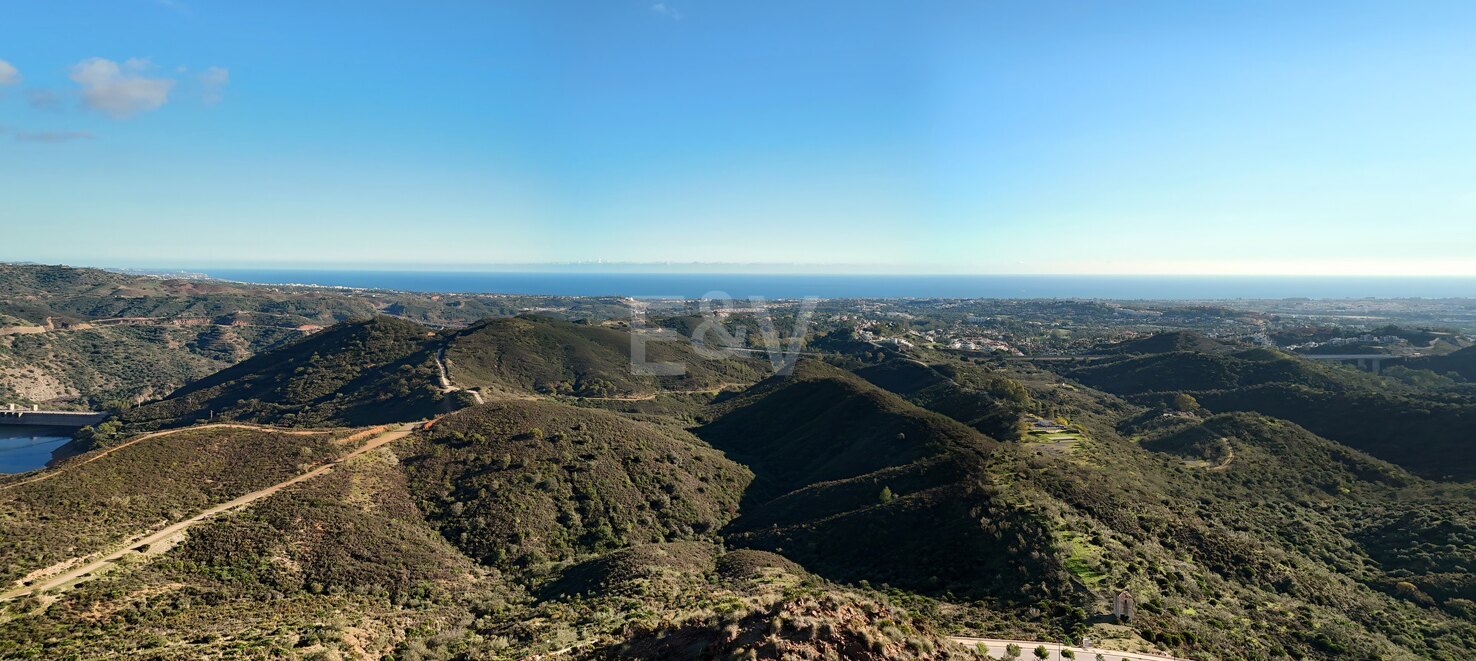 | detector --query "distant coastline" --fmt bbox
[202,269,1476,300]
